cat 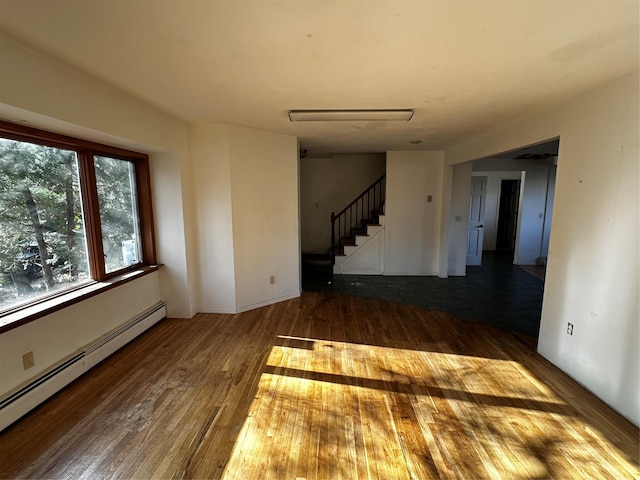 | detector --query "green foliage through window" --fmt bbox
[0,139,89,311]
[0,122,154,316]
[95,155,141,274]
